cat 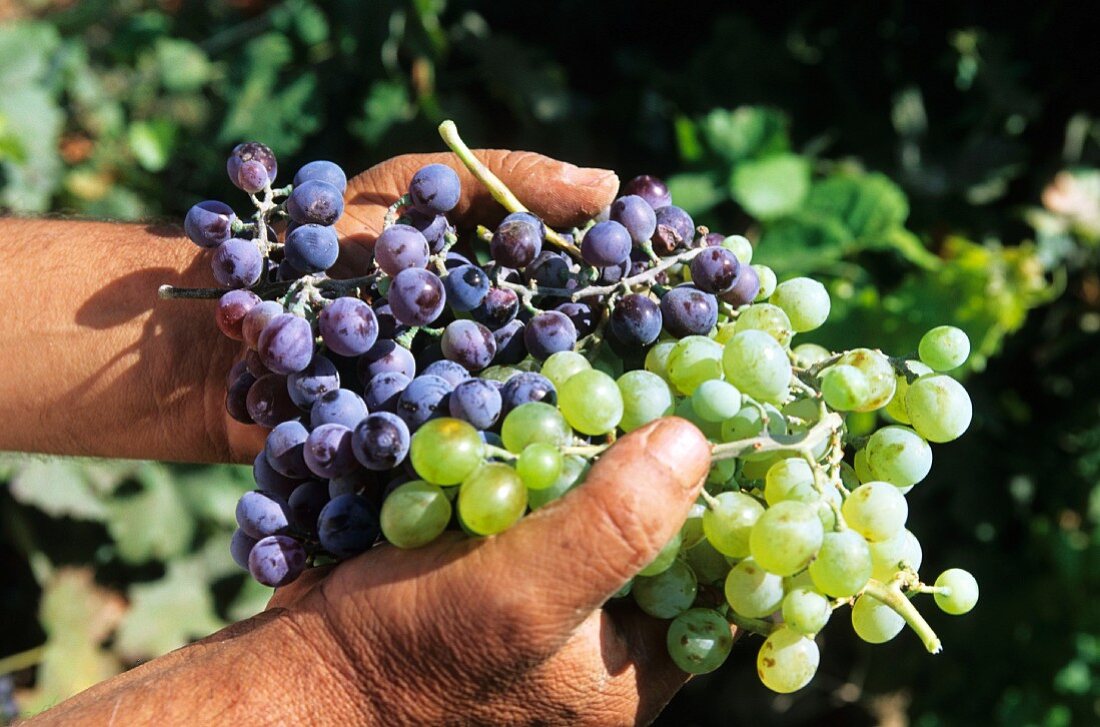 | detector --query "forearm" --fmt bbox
[0,218,261,463]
